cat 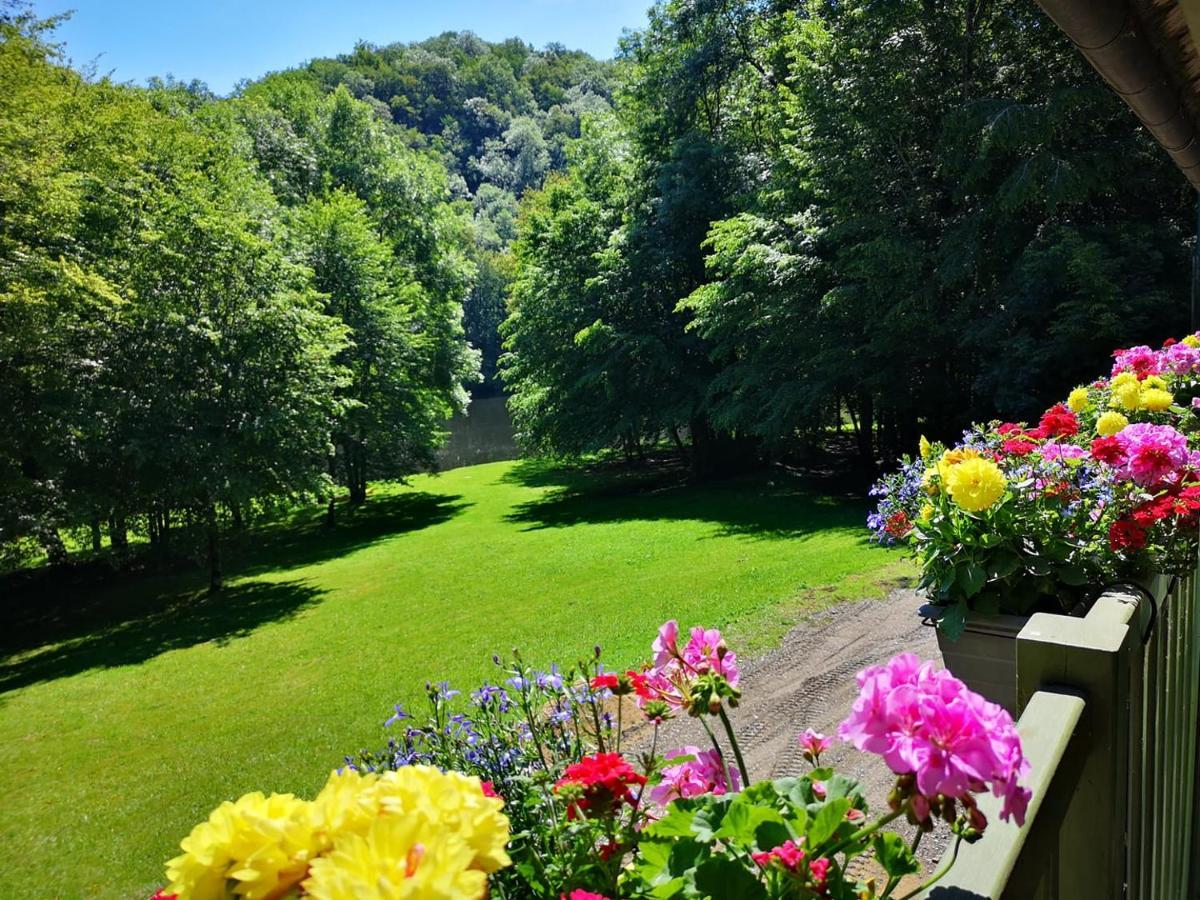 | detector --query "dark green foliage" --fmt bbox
[502,0,1195,472]
[0,10,479,578]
